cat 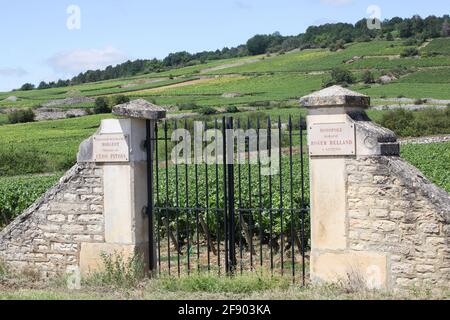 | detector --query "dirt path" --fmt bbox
[201,58,261,73]
[419,40,431,50]
[131,78,216,94]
